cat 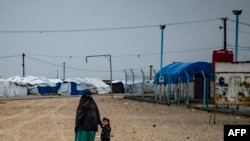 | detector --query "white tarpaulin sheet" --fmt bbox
[58,77,111,95]
[84,78,111,94]
[0,78,27,97]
